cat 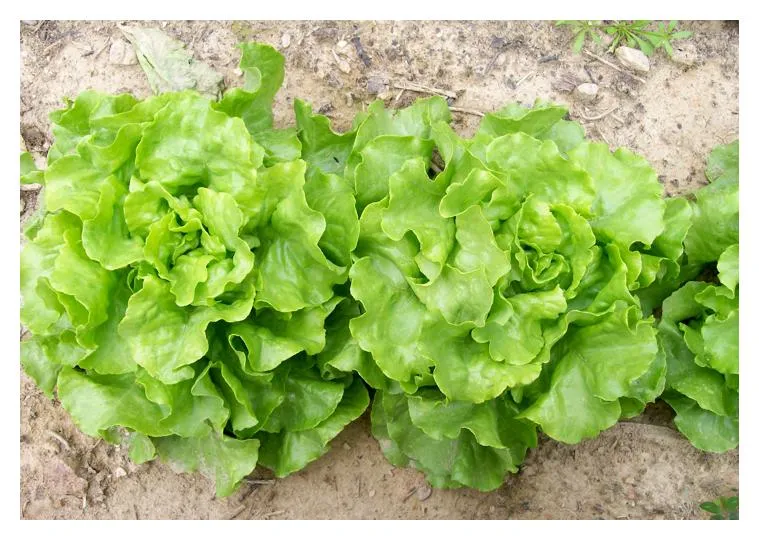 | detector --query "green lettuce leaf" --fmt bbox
[520,305,658,443]
[684,141,739,264]
[656,140,739,453]
[257,378,369,477]
[215,43,285,135]
[153,431,260,497]
[372,390,537,490]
